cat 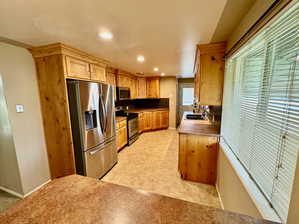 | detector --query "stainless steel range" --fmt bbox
[116,111,139,145]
